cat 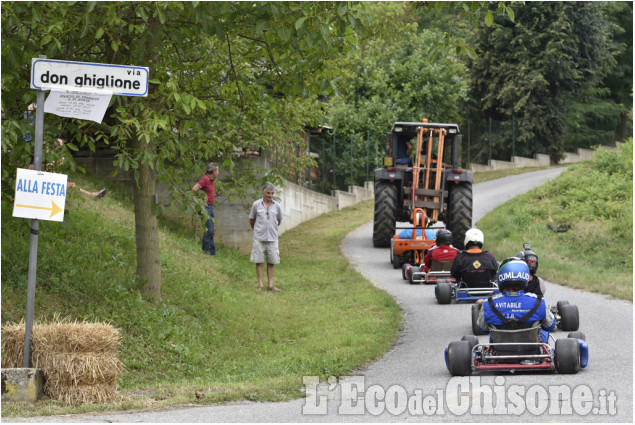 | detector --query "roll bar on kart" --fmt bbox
[392,208,437,268]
